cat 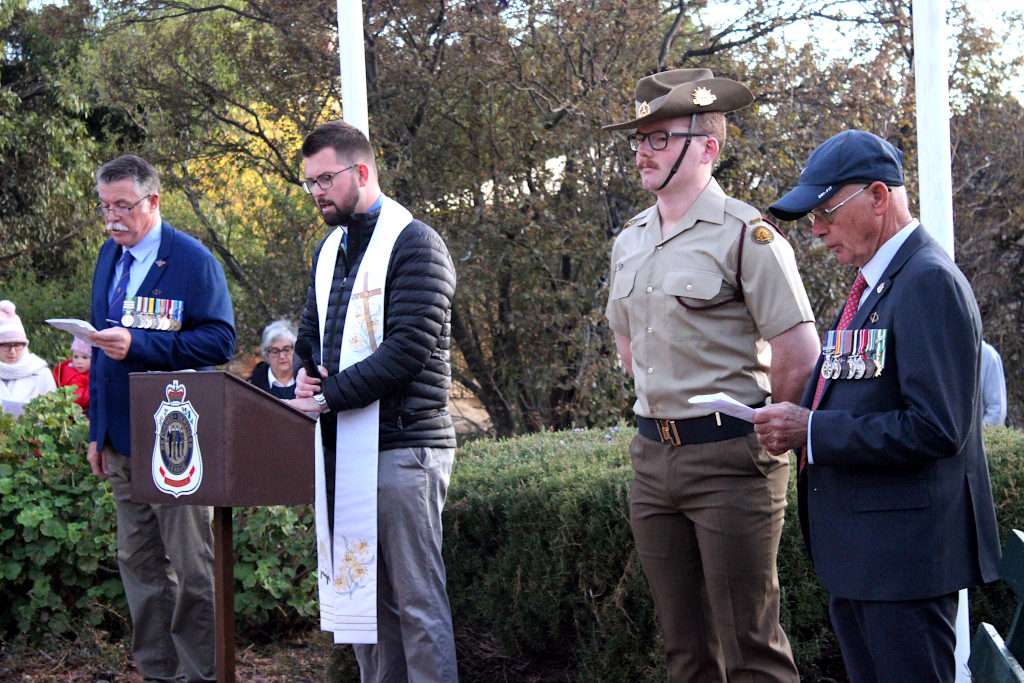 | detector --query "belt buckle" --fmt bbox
[657,419,682,447]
